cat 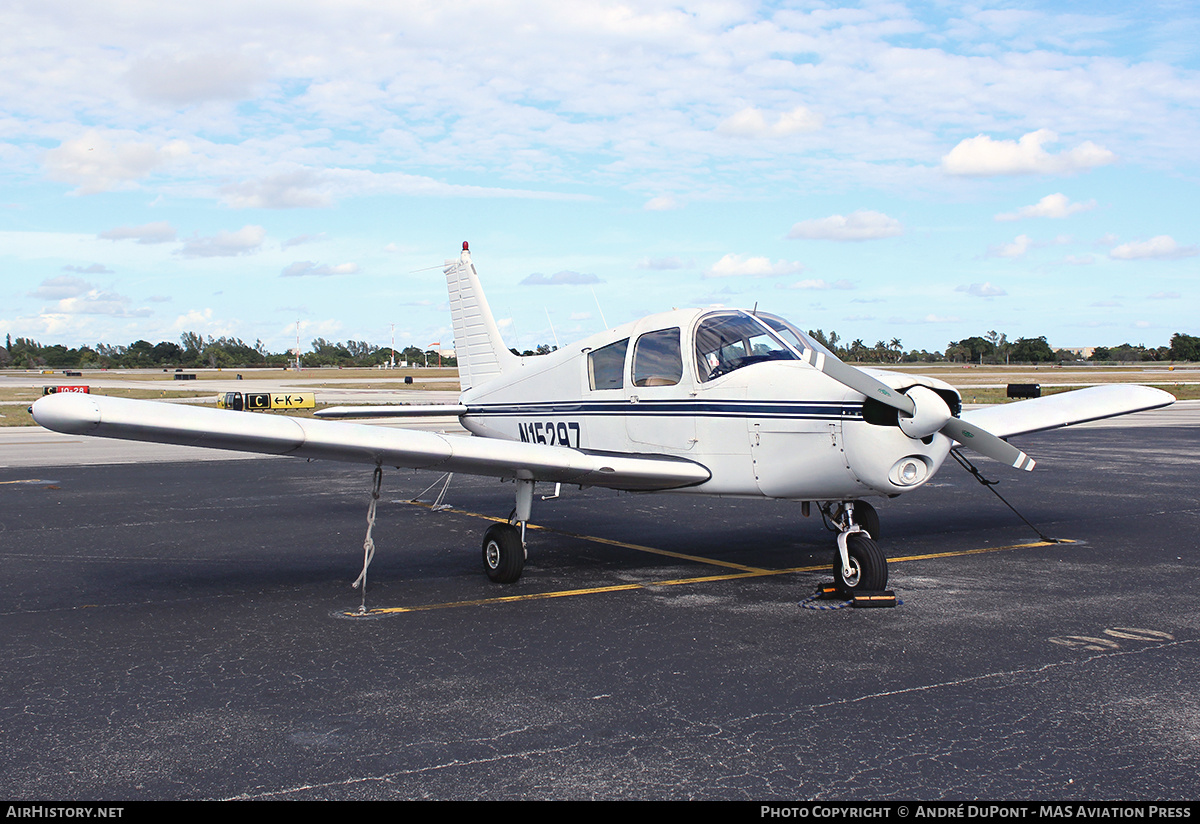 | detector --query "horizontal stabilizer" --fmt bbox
[33,394,709,492]
[959,385,1174,440]
[315,404,468,419]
